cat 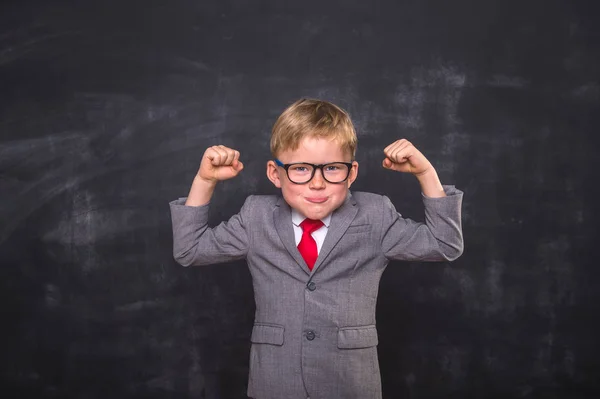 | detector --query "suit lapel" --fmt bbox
[273,197,311,276]
[311,192,358,274]
[273,192,359,276]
